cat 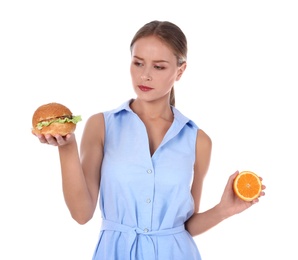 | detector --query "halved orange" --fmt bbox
[233,171,262,201]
